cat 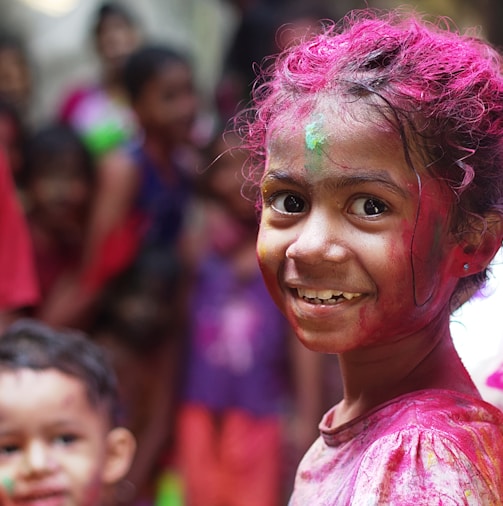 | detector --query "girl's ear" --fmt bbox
[458,213,503,277]
[102,427,136,484]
